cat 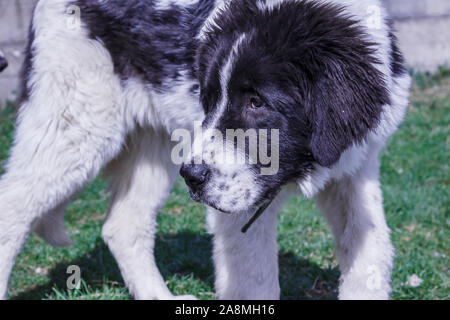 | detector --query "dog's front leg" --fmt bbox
[102,129,196,300]
[315,154,394,300]
[208,191,287,300]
